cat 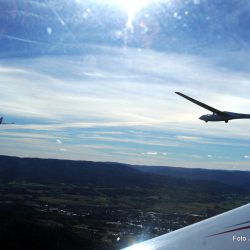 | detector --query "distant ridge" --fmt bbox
[0,155,248,195]
[0,155,141,186]
[134,165,250,190]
